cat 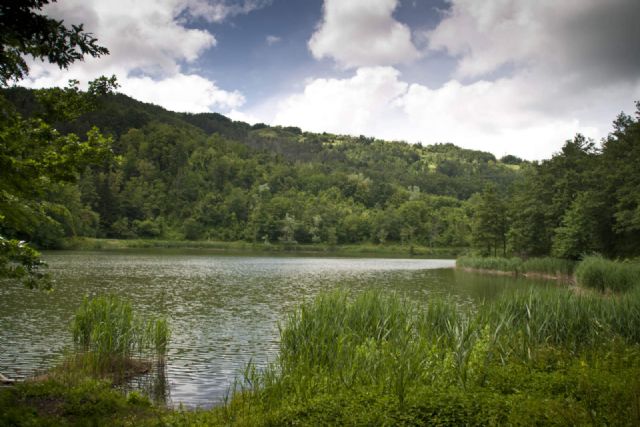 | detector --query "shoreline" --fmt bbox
[457,266,575,283]
[54,237,465,259]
